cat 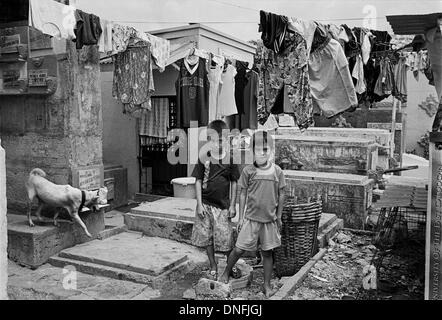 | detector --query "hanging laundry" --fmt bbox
[255,41,271,125]
[393,54,408,103]
[287,17,317,56]
[374,57,395,97]
[341,24,360,59]
[235,61,249,115]
[73,10,102,49]
[98,19,113,54]
[259,31,313,130]
[242,70,259,130]
[139,98,170,140]
[370,30,392,52]
[28,0,76,40]
[208,54,225,122]
[218,64,239,118]
[113,44,155,118]
[309,37,358,118]
[175,57,210,128]
[112,24,138,55]
[361,28,373,65]
[352,54,367,95]
[259,10,289,54]
[327,24,349,49]
[146,34,171,72]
